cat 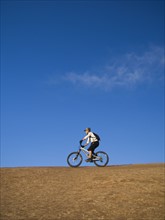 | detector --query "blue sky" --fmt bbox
[1,0,164,167]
